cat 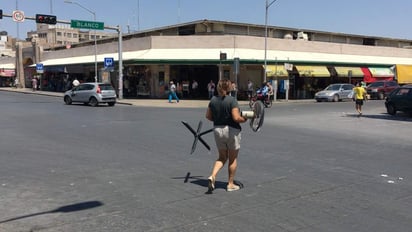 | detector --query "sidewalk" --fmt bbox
[0,87,310,108]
